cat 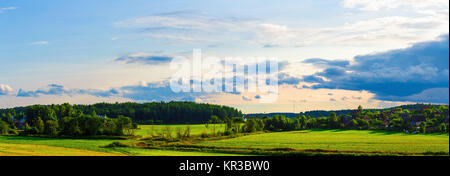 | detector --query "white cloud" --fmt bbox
[0,84,14,95]
[30,41,49,45]
[0,7,17,13]
[0,94,131,109]
[199,85,412,113]
[342,0,449,11]
[114,7,448,50]
[150,34,207,42]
